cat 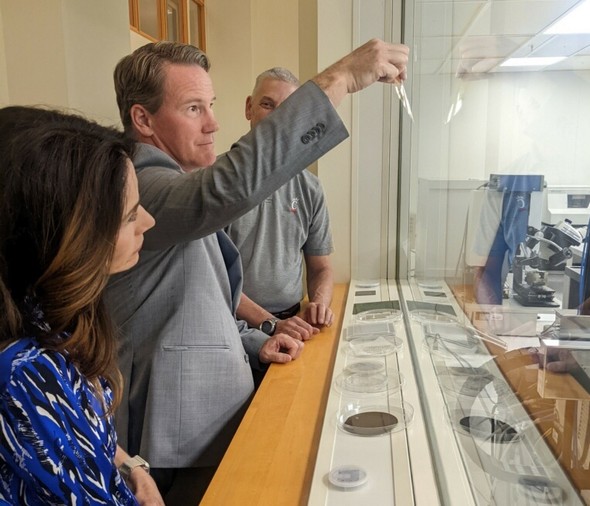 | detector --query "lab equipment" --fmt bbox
[512,220,583,307]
